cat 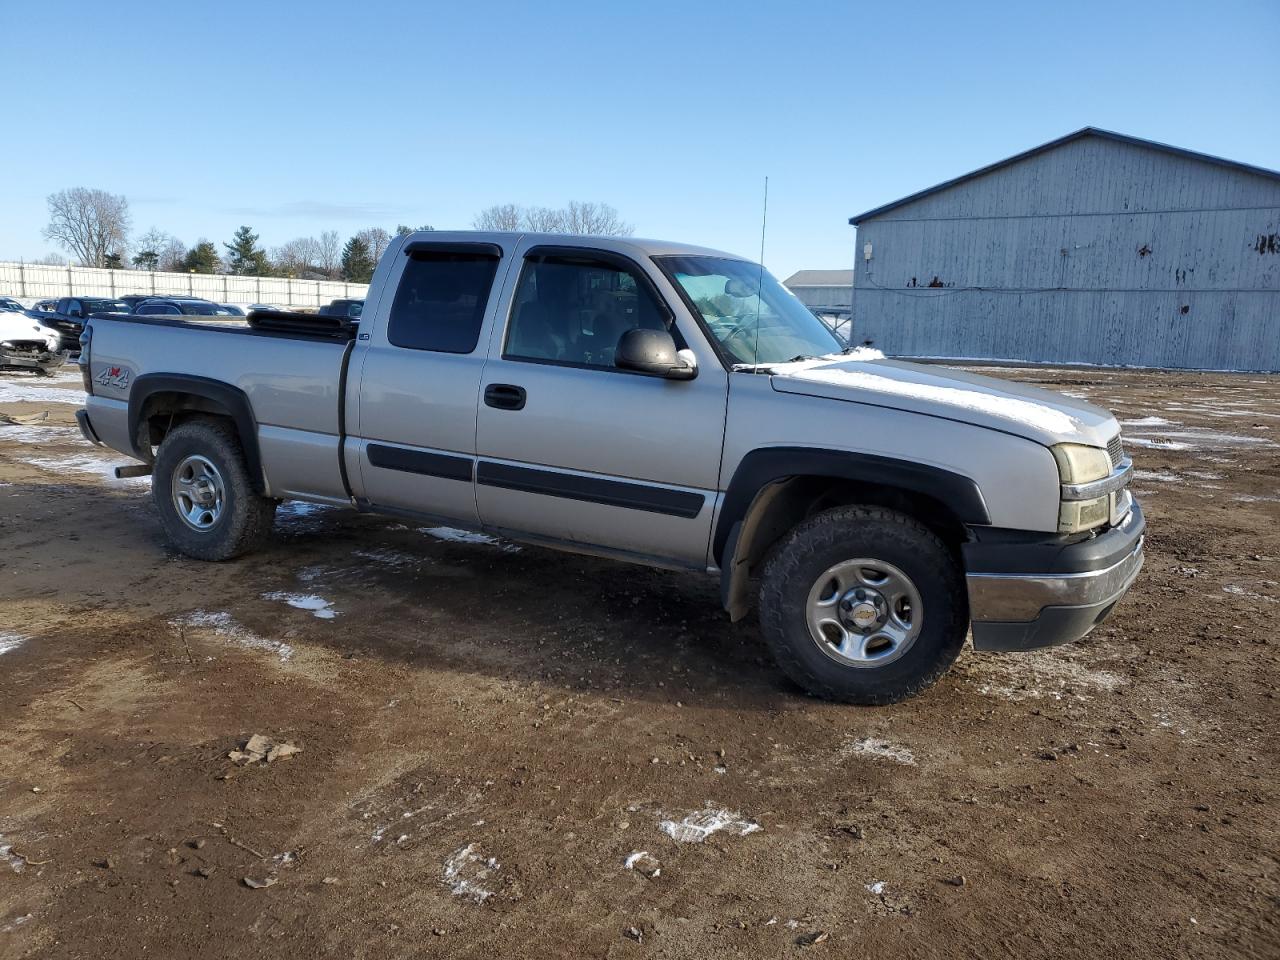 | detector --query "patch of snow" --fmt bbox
[1124,437,1192,451]
[0,837,25,873]
[0,423,81,445]
[276,501,338,531]
[1222,584,1277,604]
[0,379,85,405]
[442,843,499,903]
[352,547,422,568]
[866,881,886,895]
[1,913,33,933]
[965,650,1122,702]
[420,526,521,552]
[261,591,337,619]
[21,452,149,486]
[1133,469,1182,484]
[1235,494,1280,504]
[1121,416,1175,427]
[170,611,294,661]
[659,807,761,844]
[841,737,916,765]
[785,366,1084,435]
[0,632,28,656]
